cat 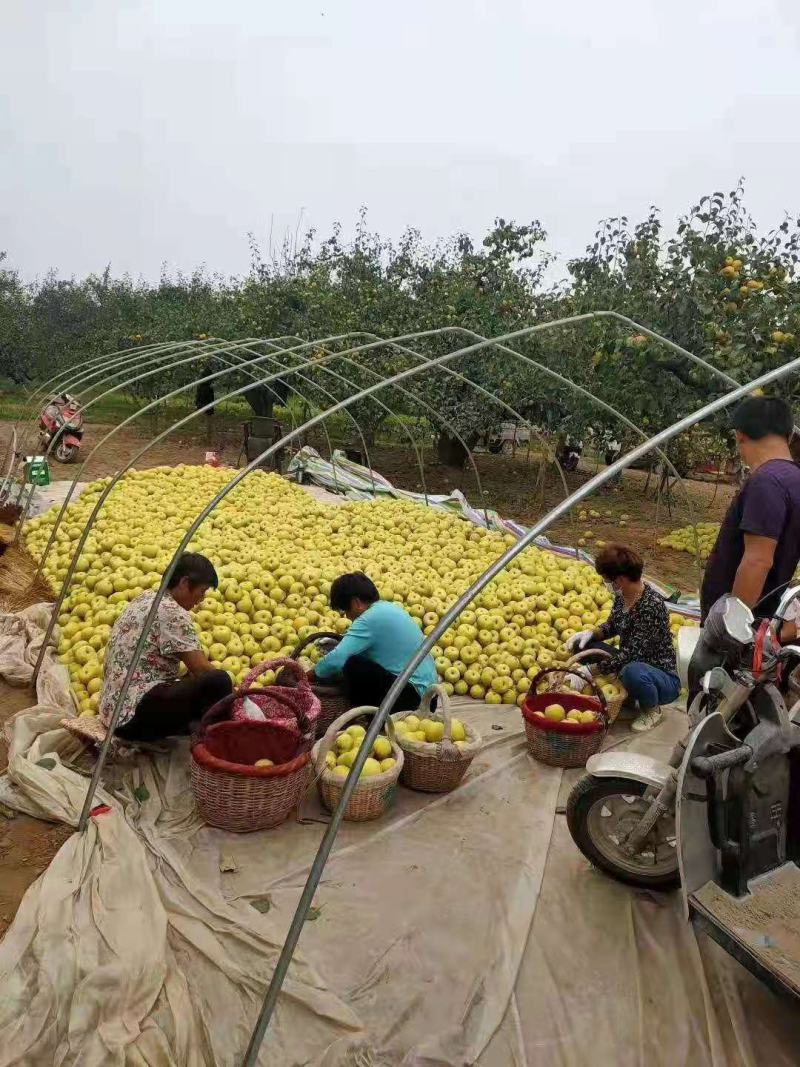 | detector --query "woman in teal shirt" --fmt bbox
[311,572,437,710]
